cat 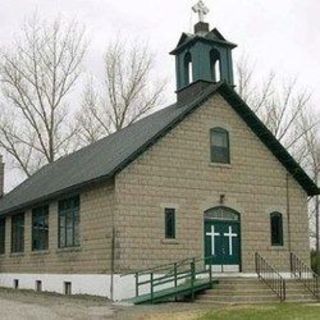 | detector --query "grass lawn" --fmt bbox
[198,304,320,320]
